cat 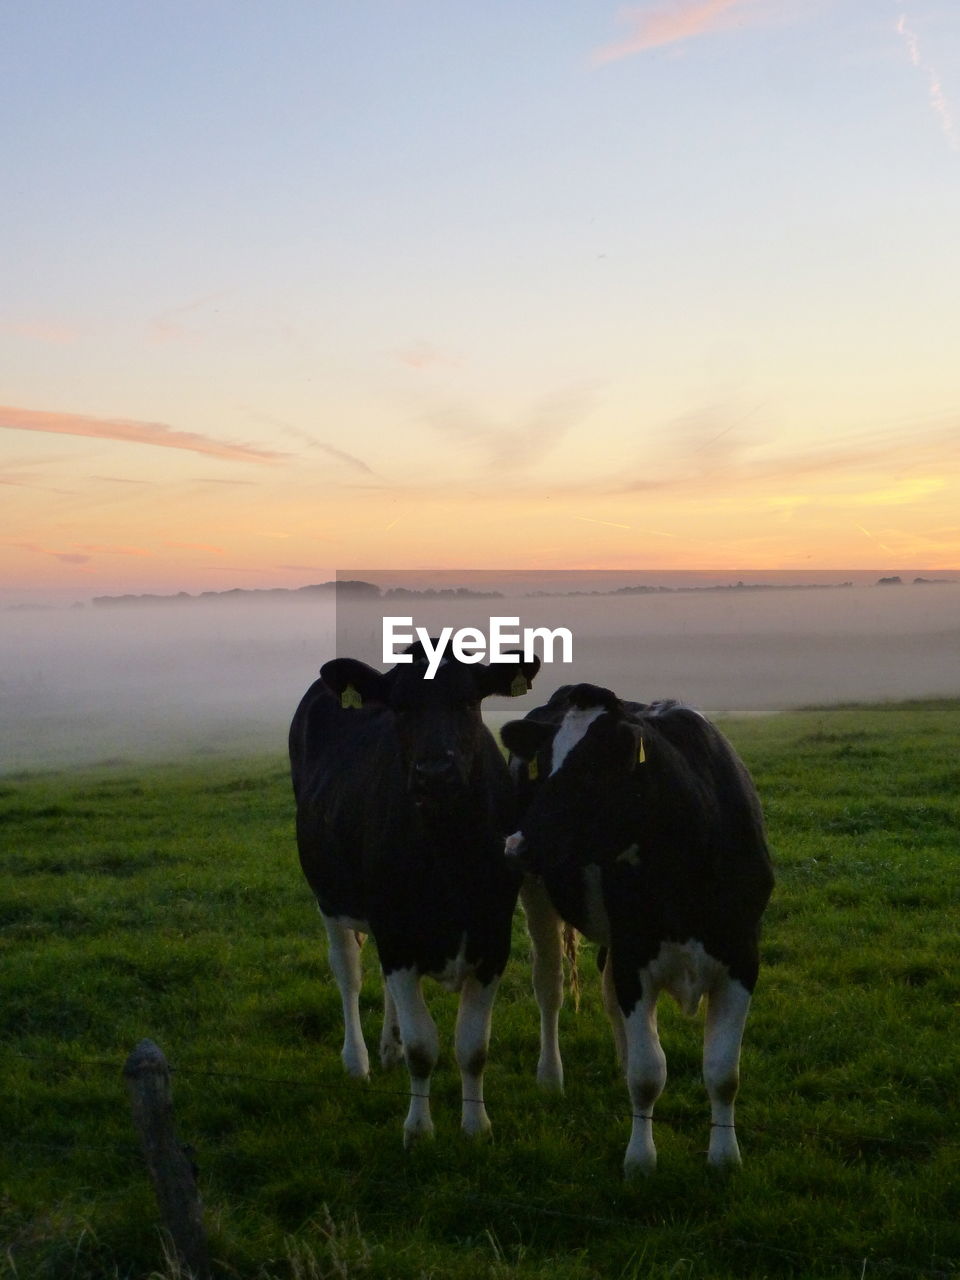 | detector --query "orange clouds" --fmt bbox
[0,405,282,465]
[593,0,763,63]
